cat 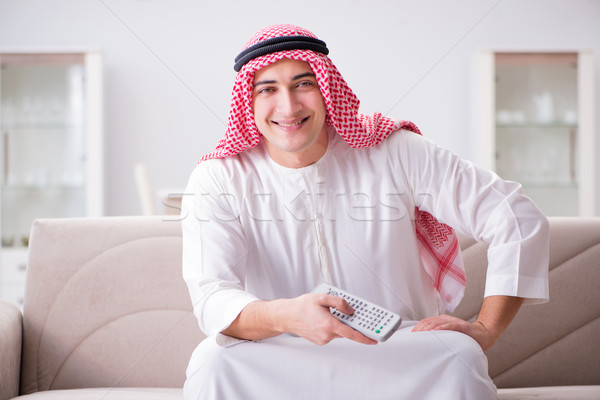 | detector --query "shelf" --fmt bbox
[2,183,85,191]
[520,182,578,189]
[496,123,577,129]
[2,123,84,131]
